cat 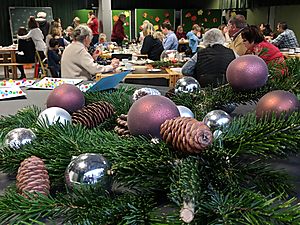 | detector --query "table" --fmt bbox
[96,66,183,88]
[281,52,300,59]
[0,48,18,79]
